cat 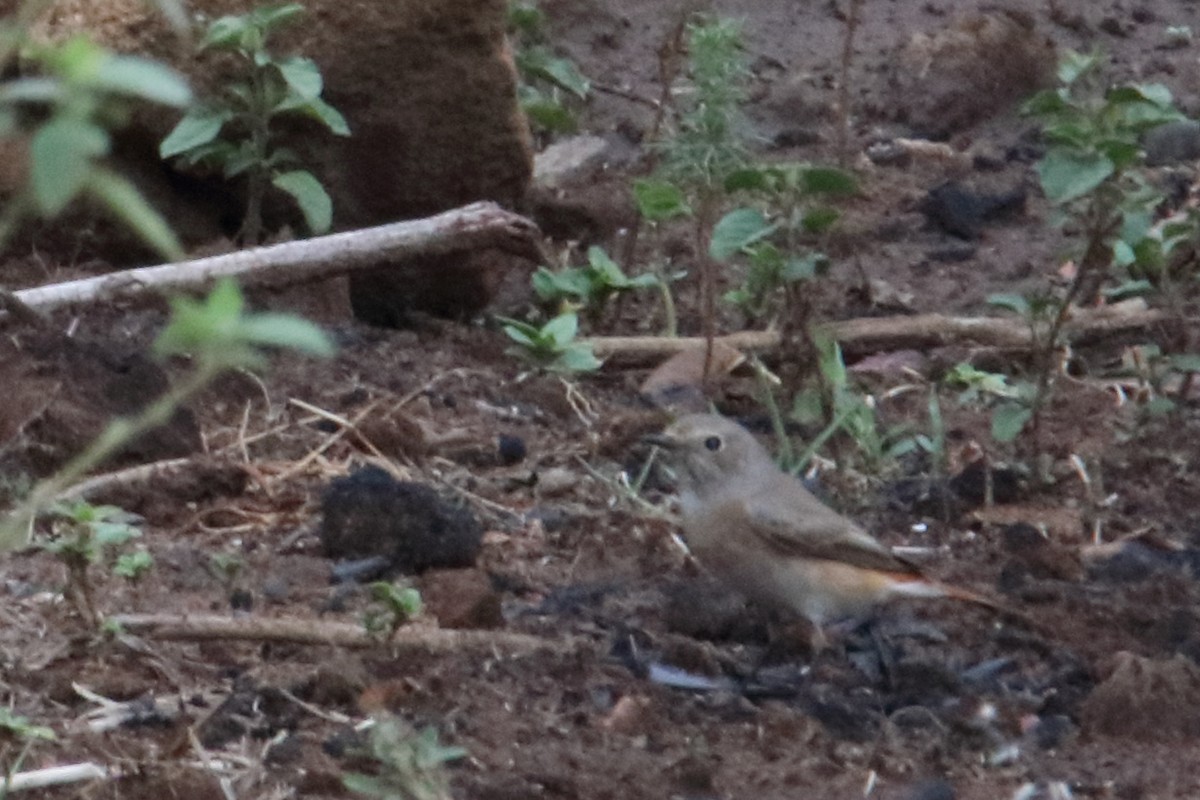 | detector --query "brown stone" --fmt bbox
[887,12,1057,138]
